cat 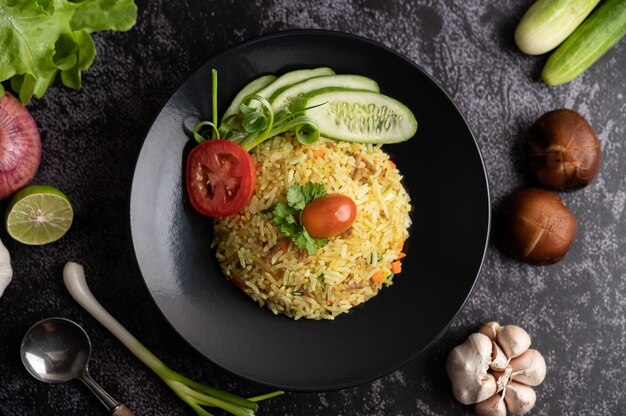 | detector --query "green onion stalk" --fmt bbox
[192,69,322,152]
[63,262,283,416]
